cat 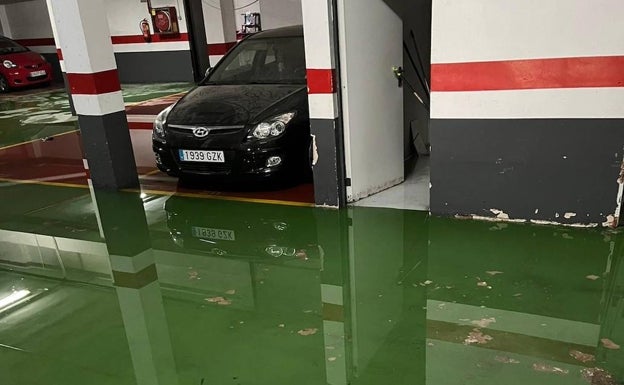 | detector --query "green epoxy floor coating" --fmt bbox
[0,183,623,385]
[0,83,191,148]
